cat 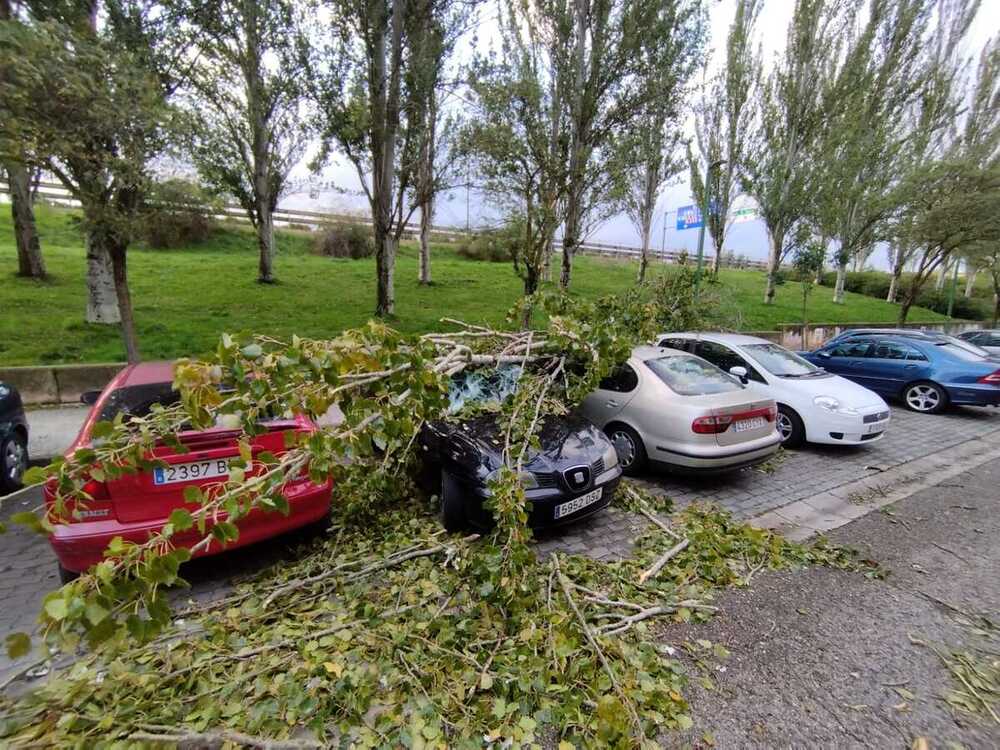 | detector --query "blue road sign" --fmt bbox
[676,205,702,230]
